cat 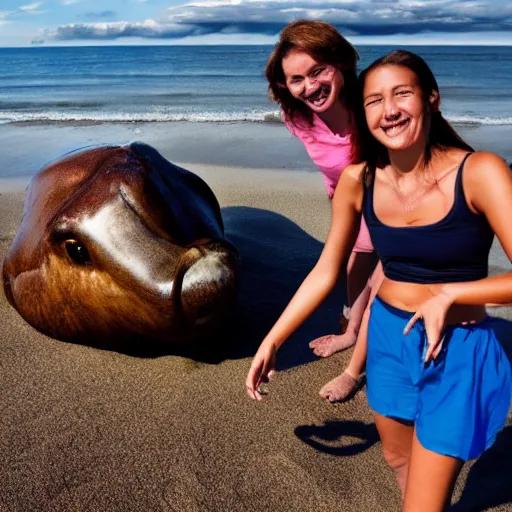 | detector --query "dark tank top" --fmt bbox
[363,153,495,284]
